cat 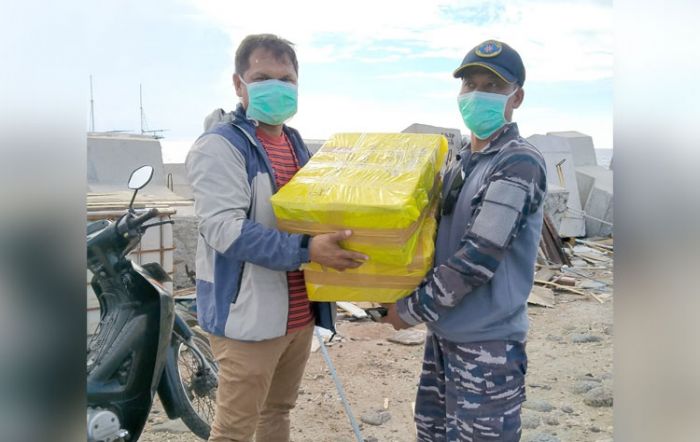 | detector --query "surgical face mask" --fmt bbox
[457,88,517,140]
[241,78,298,125]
